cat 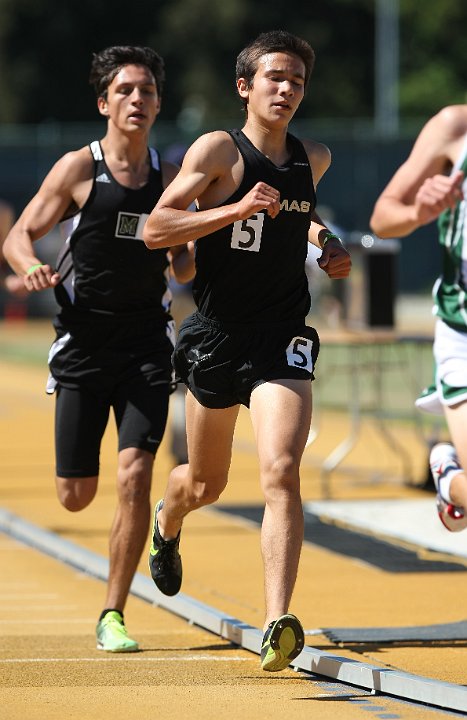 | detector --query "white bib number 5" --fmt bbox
[231,213,265,252]
[286,336,314,373]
